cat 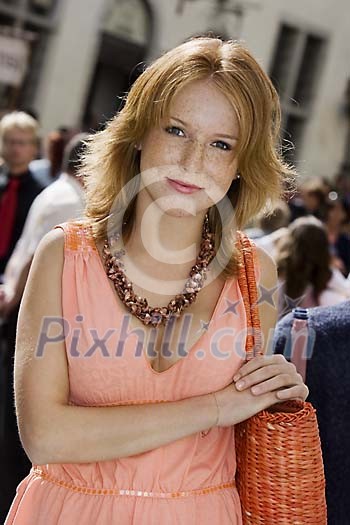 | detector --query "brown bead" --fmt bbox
[101,213,216,327]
